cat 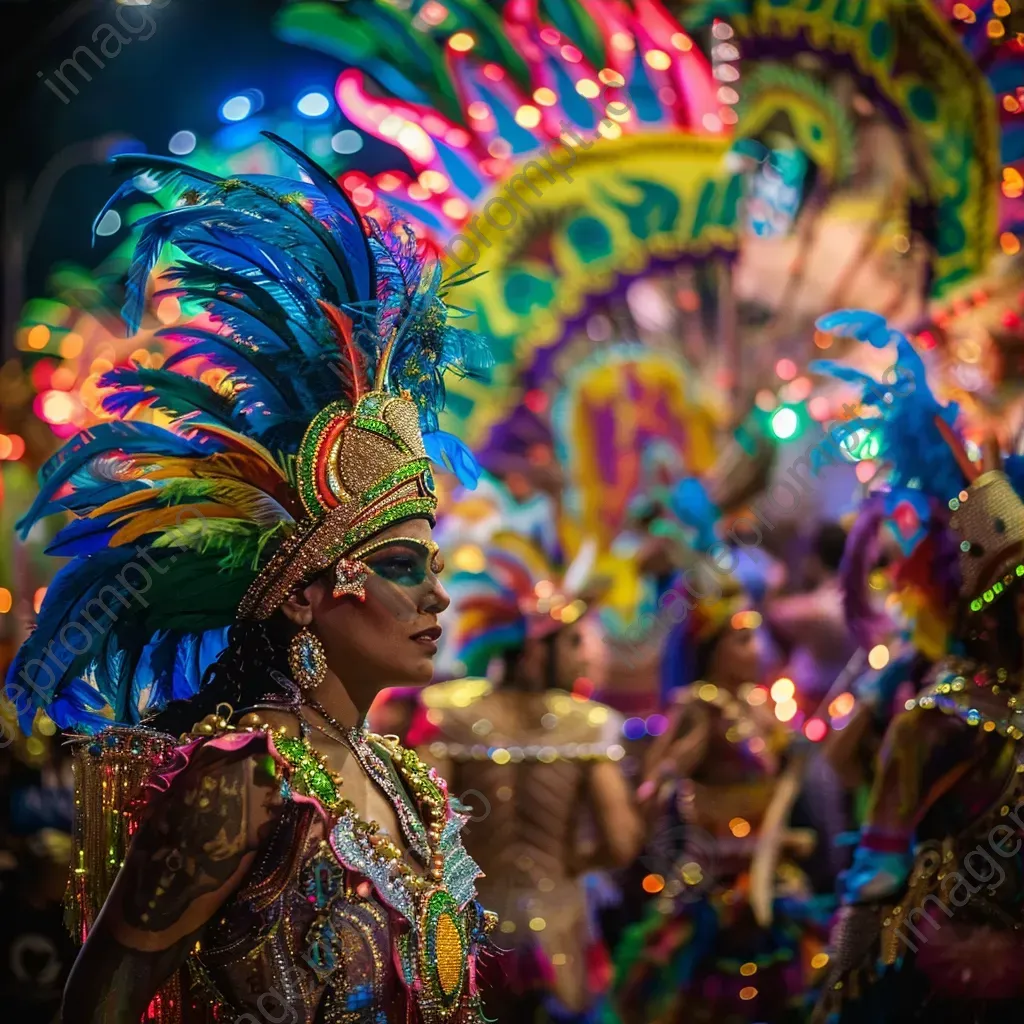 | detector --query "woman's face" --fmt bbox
[712,626,761,685]
[301,518,451,688]
[550,619,587,690]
